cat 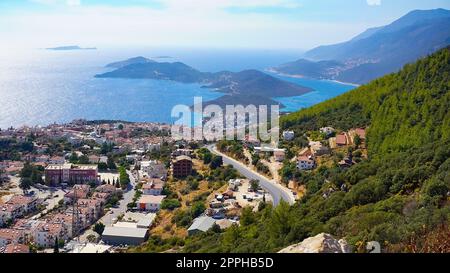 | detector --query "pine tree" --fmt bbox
[53,237,59,253]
